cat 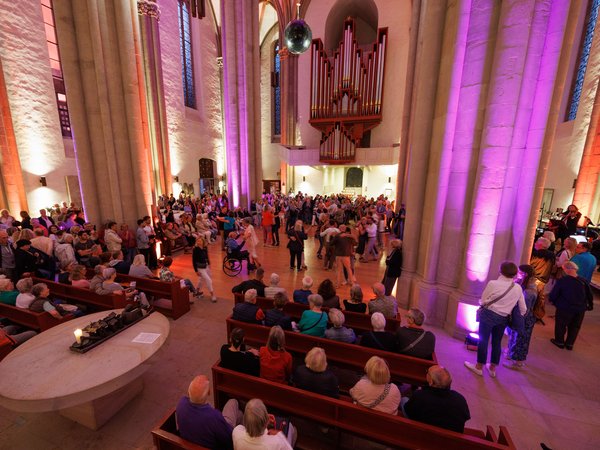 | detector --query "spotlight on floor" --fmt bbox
[465,332,479,351]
